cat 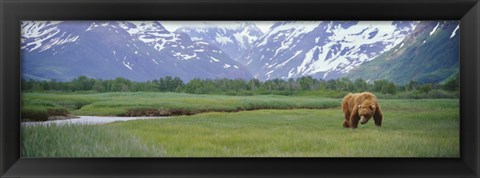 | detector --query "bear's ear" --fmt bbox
[370,105,376,110]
